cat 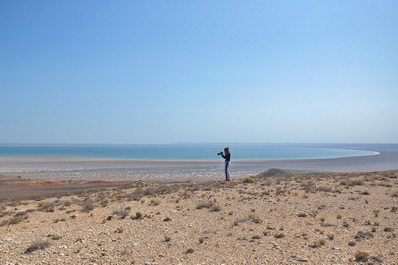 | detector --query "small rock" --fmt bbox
[185,248,195,254]
[297,258,308,262]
